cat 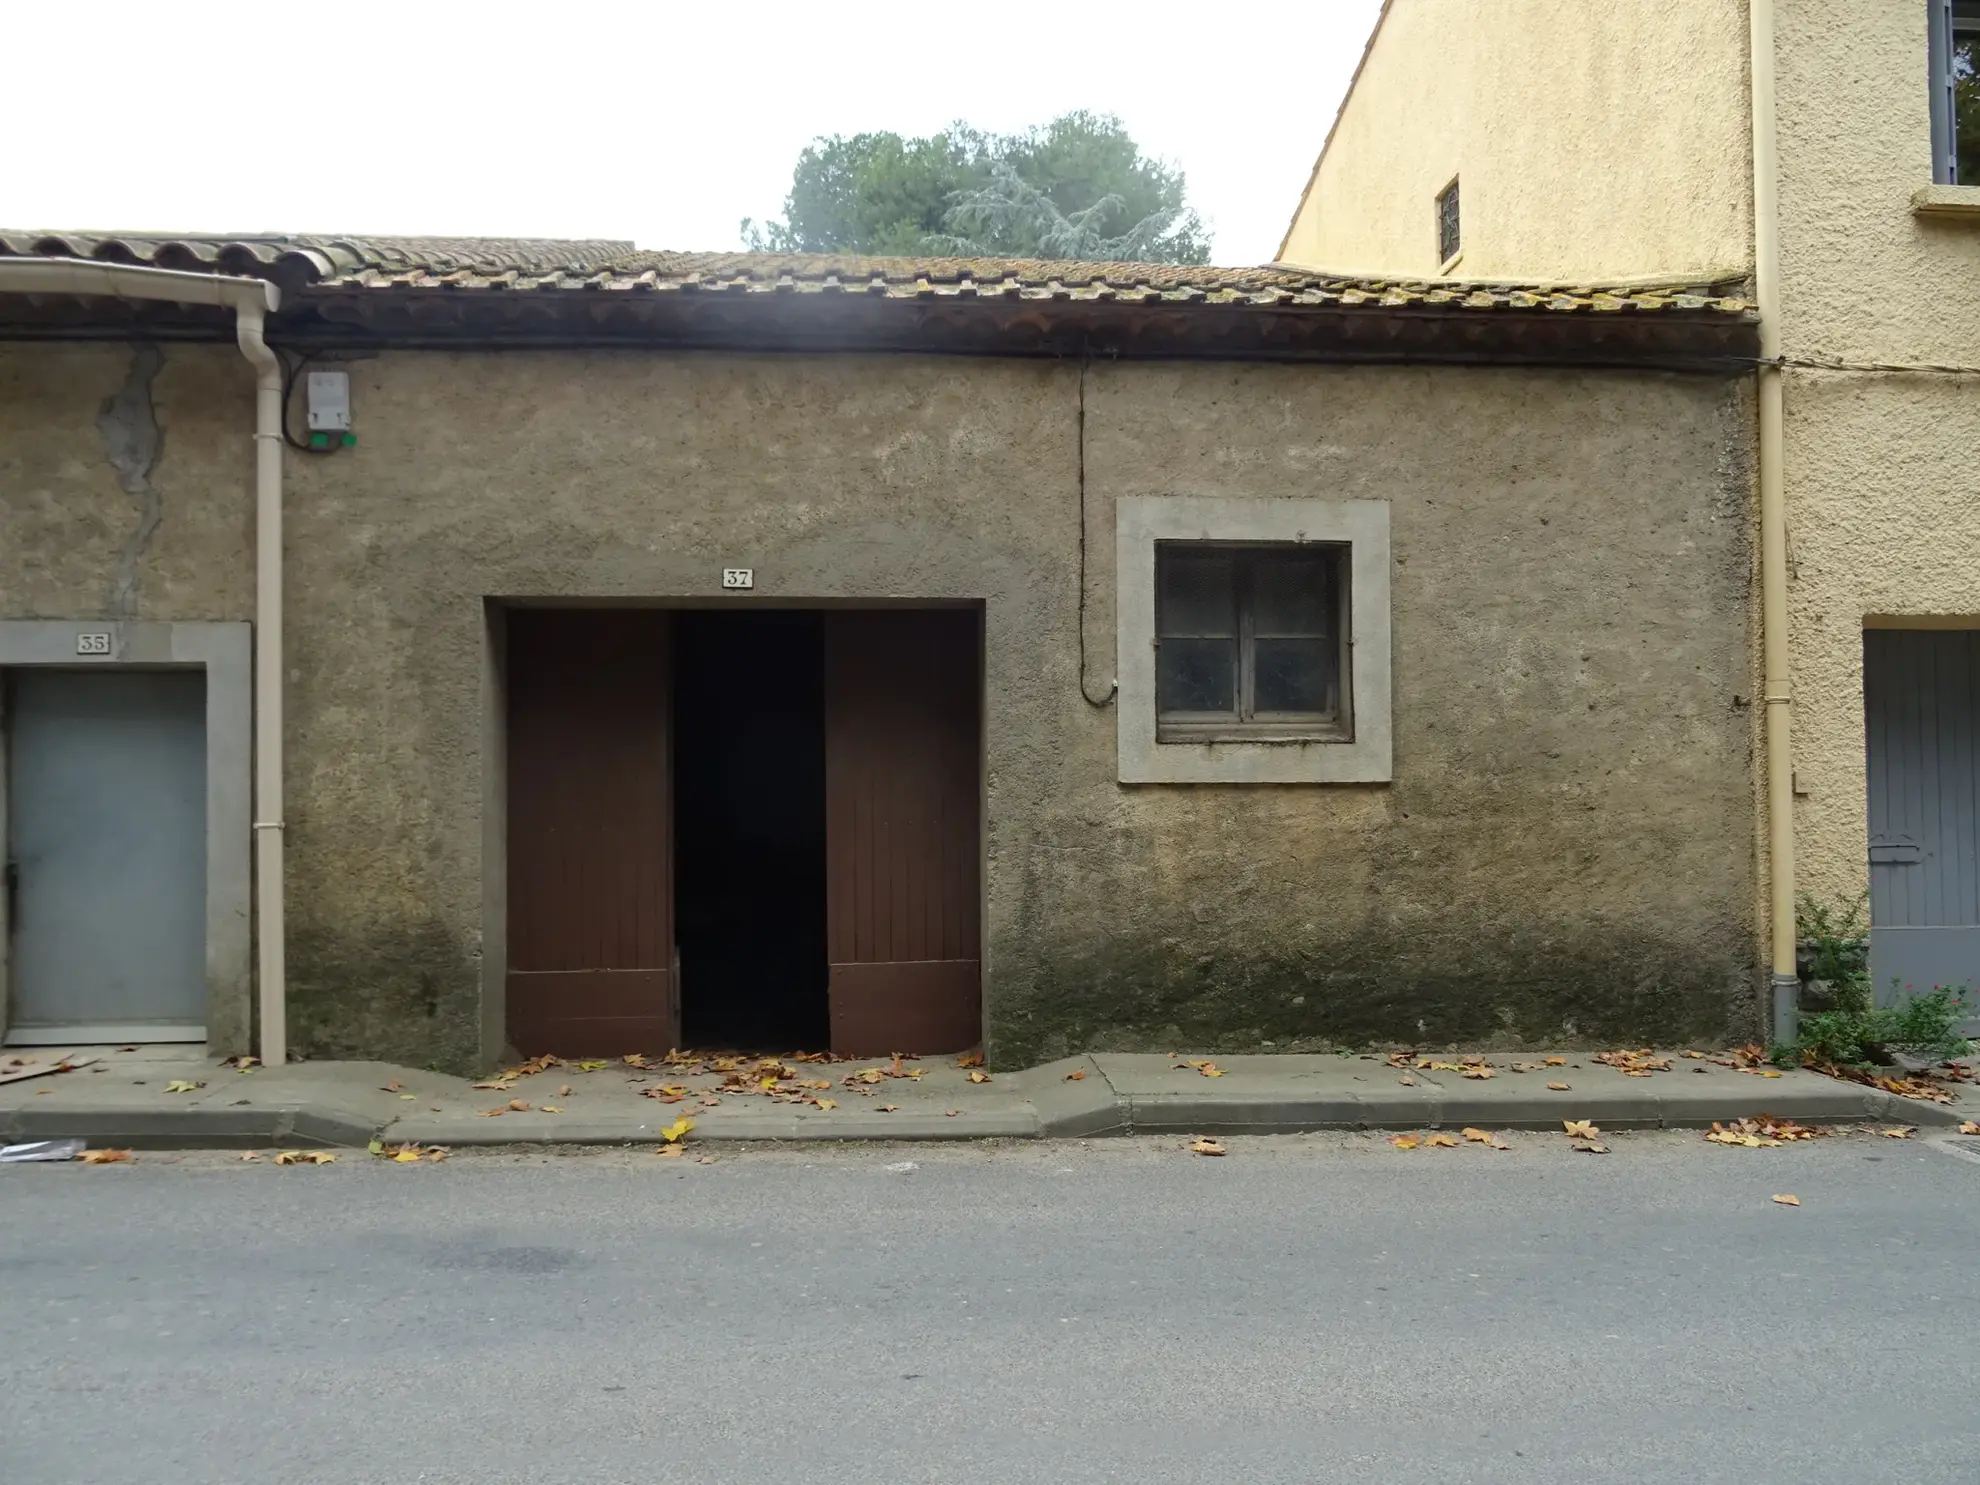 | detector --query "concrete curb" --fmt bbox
[1,1101,380,1151]
[7,1077,1963,1149]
